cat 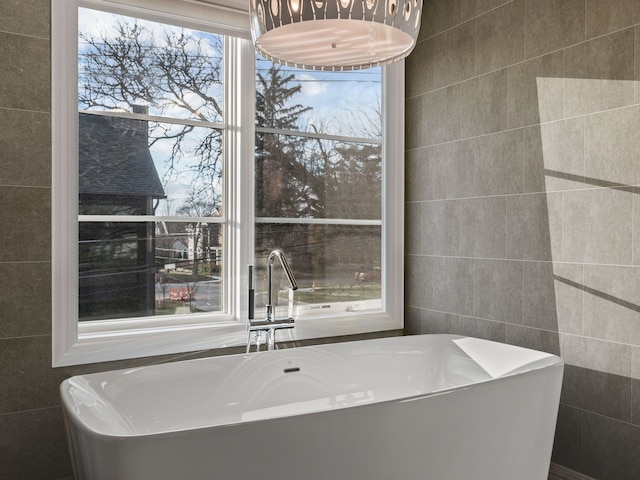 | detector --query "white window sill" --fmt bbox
[53,312,402,367]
